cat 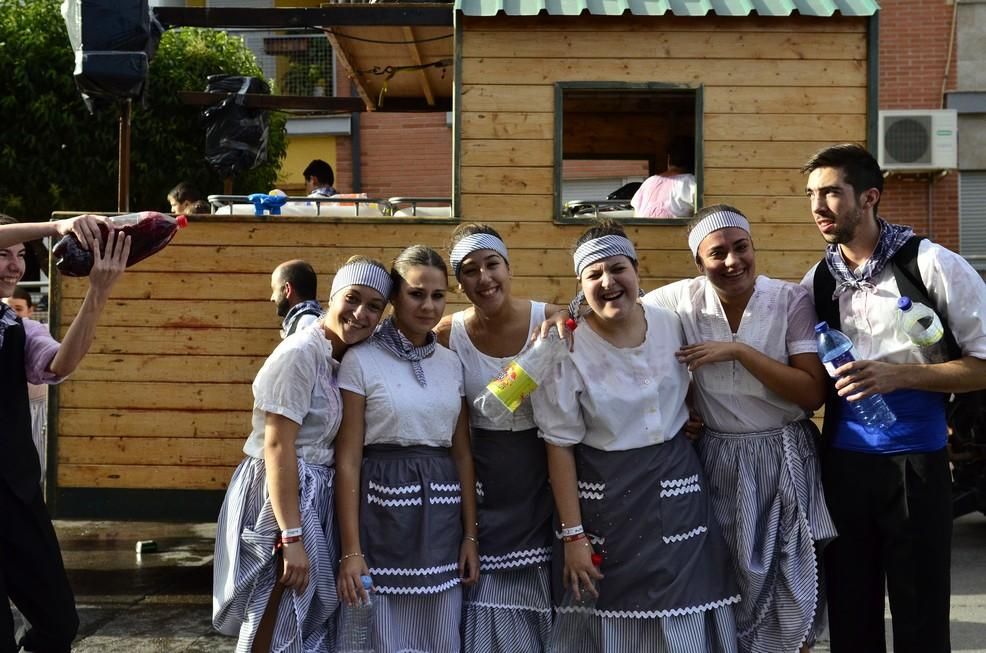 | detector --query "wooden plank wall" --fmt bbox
[459,14,869,279]
[53,14,869,500]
